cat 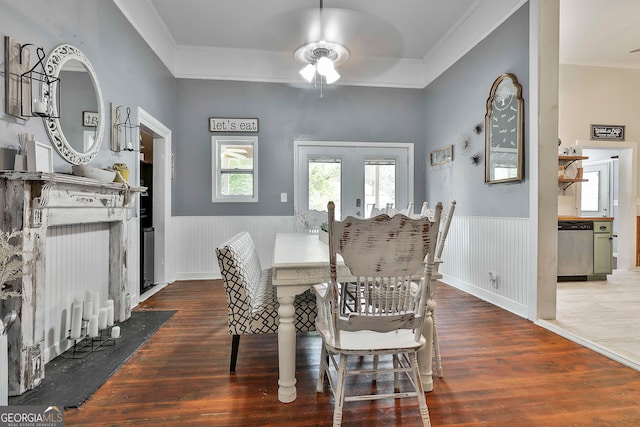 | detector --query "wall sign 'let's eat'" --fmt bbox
[209,117,259,133]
